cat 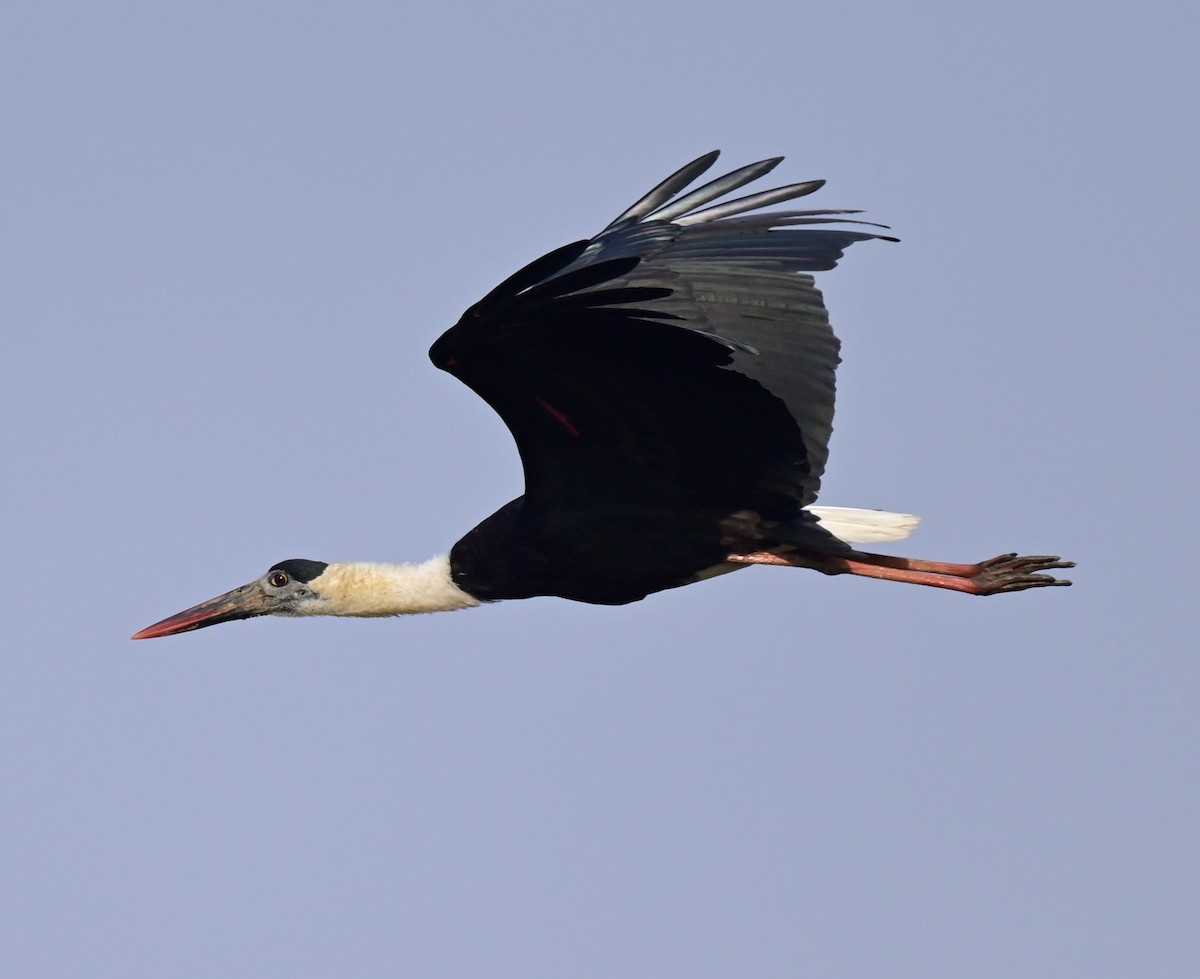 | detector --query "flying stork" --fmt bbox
[133,152,1072,639]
